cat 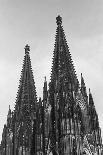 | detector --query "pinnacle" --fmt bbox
[44,76,46,82]
[89,88,91,94]
[81,73,85,86]
[56,15,62,25]
[9,105,10,110]
[8,105,11,114]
